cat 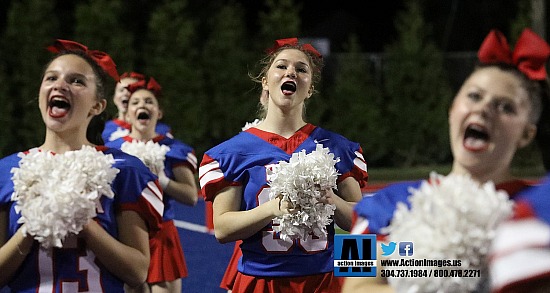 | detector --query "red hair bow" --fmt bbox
[47,39,120,81]
[477,28,550,80]
[267,38,322,58]
[120,71,146,81]
[127,77,162,97]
